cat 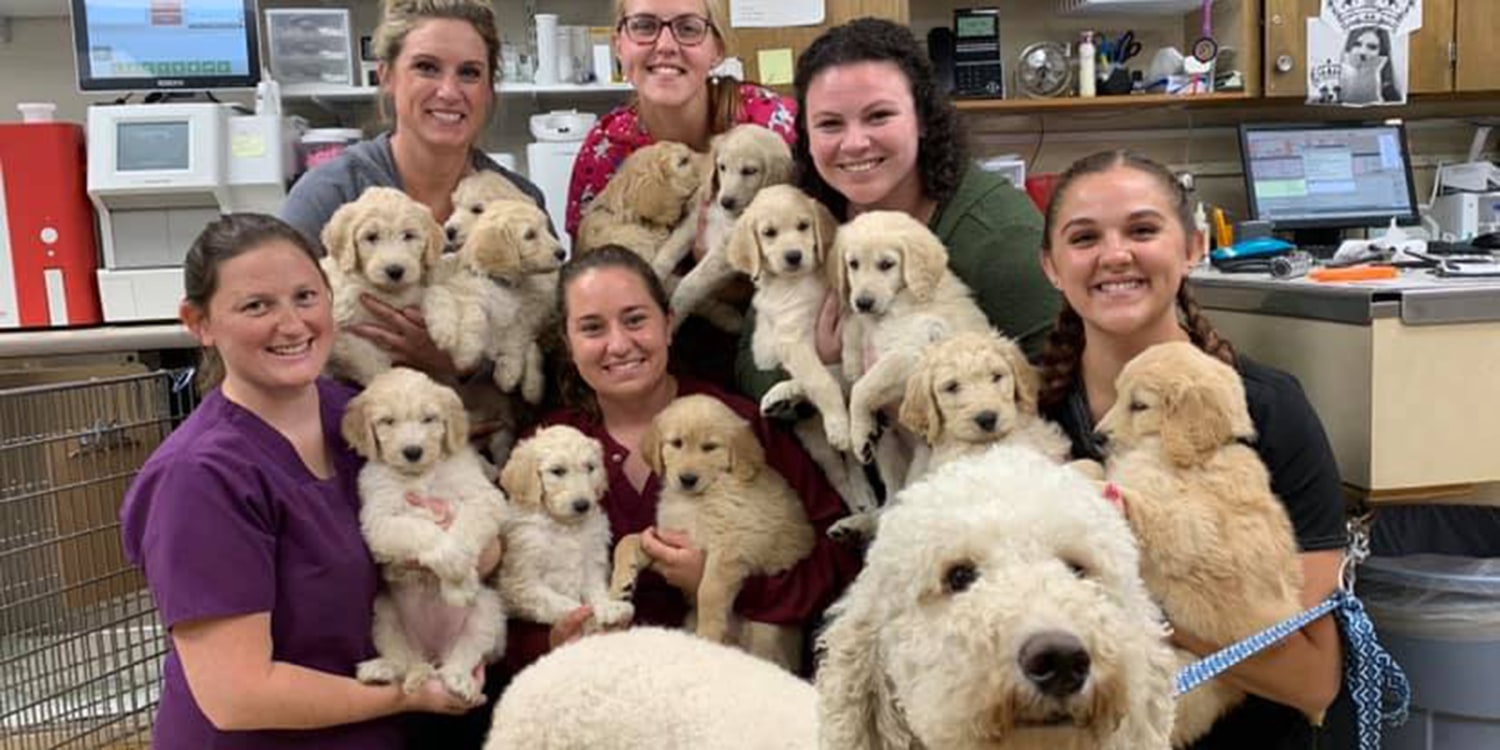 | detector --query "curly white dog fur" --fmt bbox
[1095,342,1305,747]
[483,628,817,750]
[818,444,1176,750]
[496,426,633,629]
[343,368,508,702]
